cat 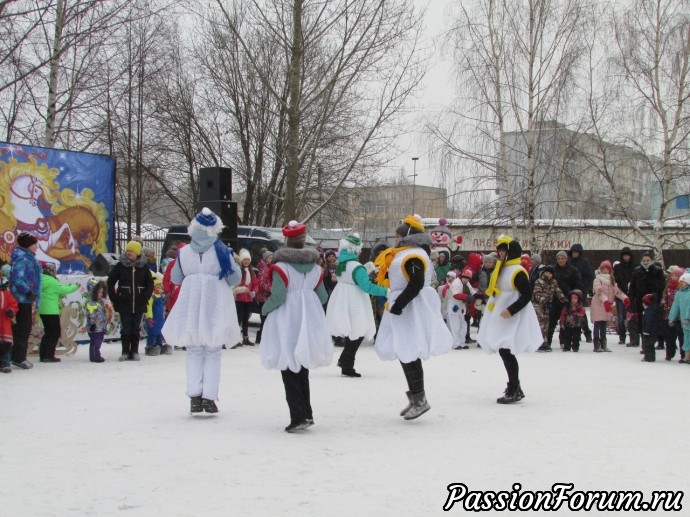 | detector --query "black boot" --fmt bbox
[340,368,362,378]
[190,396,203,413]
[497,382,522,404]
[201,398,218,413]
